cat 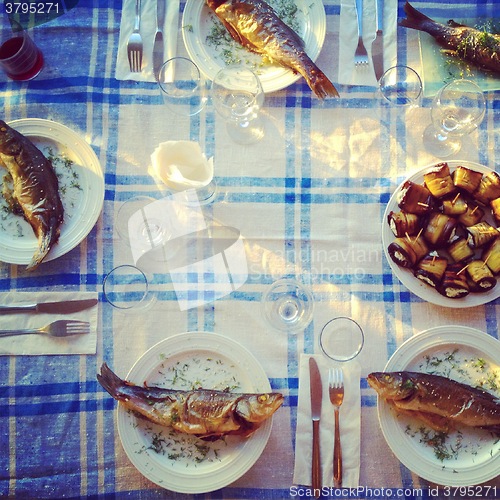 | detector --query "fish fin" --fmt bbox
[26,218,60,270]
[399,1,438,31]
[97,363,124,399]
[304,68,340,99]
